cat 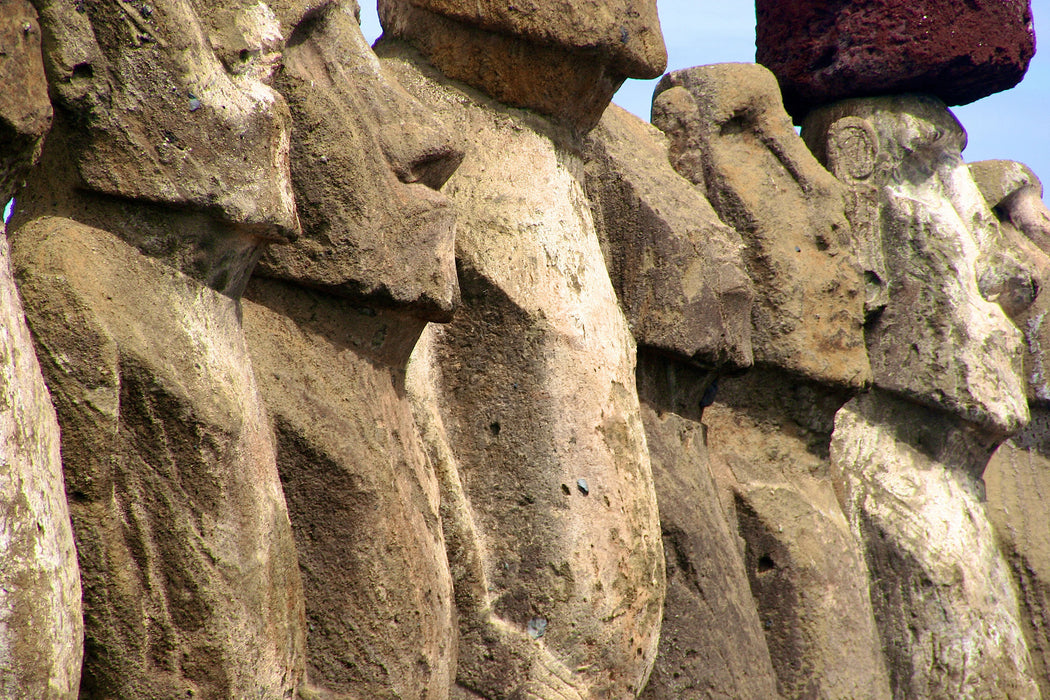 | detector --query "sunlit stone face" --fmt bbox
[805,96,1029,433]
[256,0,463,319]
[36,0,298,240]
